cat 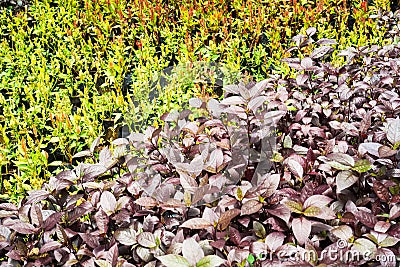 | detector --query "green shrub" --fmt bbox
[0,0,394,202]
